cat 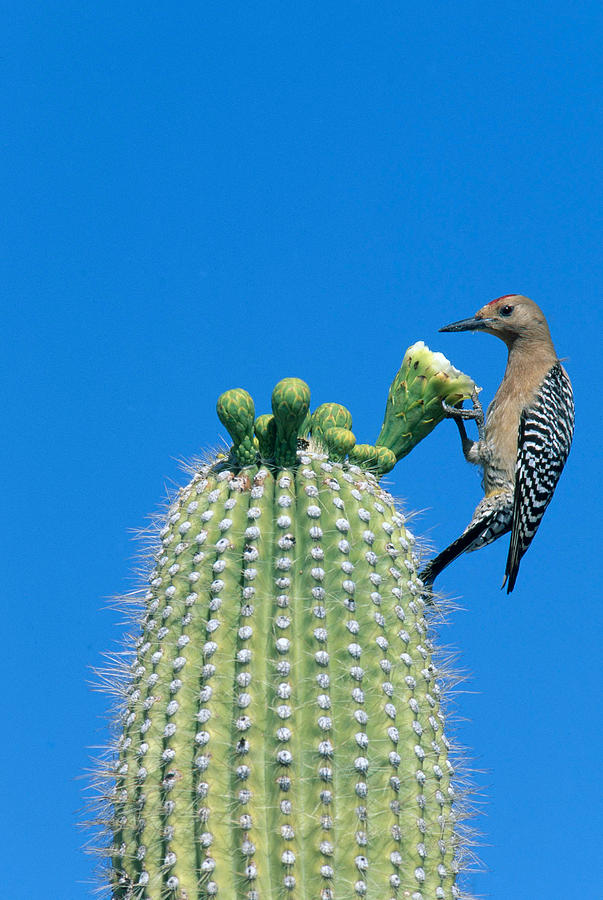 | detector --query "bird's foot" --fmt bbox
[442,389,484,435]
